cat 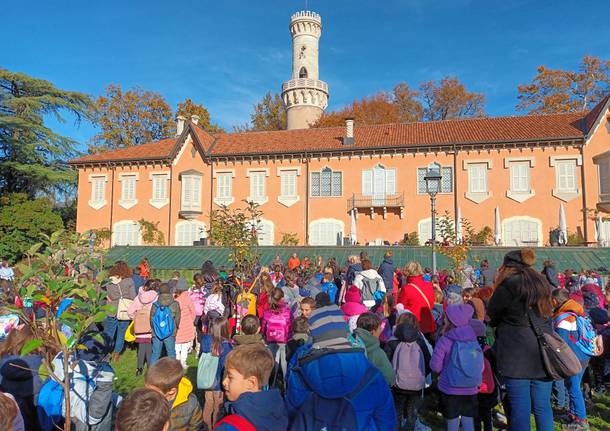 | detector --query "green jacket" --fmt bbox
[353,327,395,387]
